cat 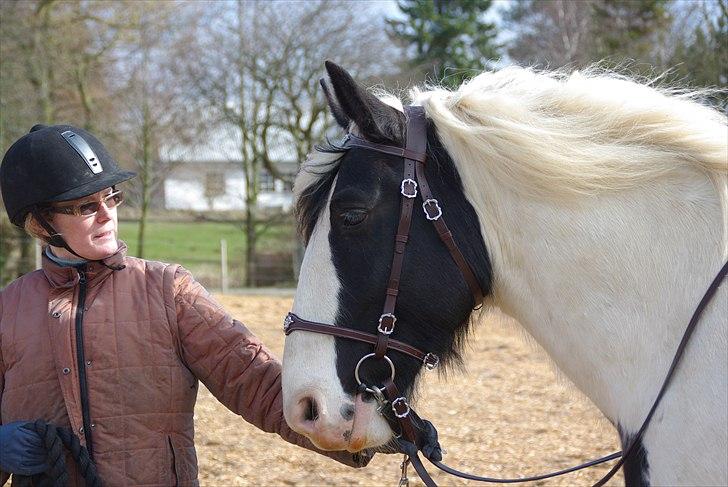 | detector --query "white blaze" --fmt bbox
[282,178,392,450]
[283,188,347,419]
